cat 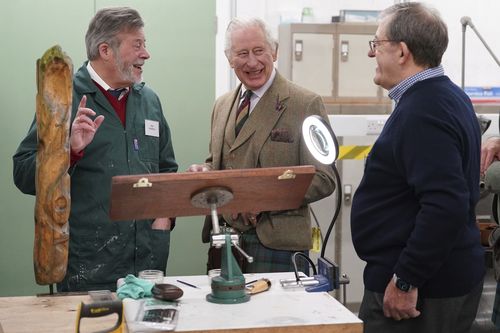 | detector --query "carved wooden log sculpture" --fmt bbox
[34,45,72,285]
